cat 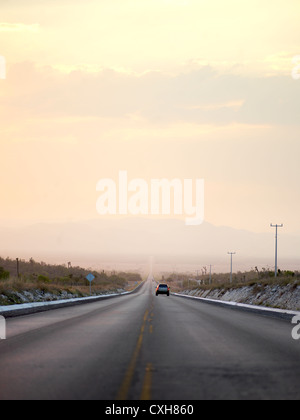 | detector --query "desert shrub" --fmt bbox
[37,275,50,284]
[0,267,10,280]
